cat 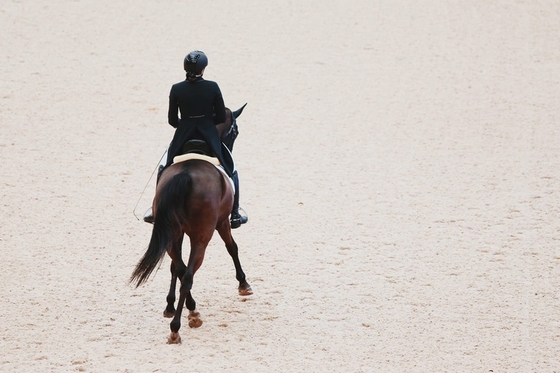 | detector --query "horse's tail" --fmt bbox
[130,169,193,287]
